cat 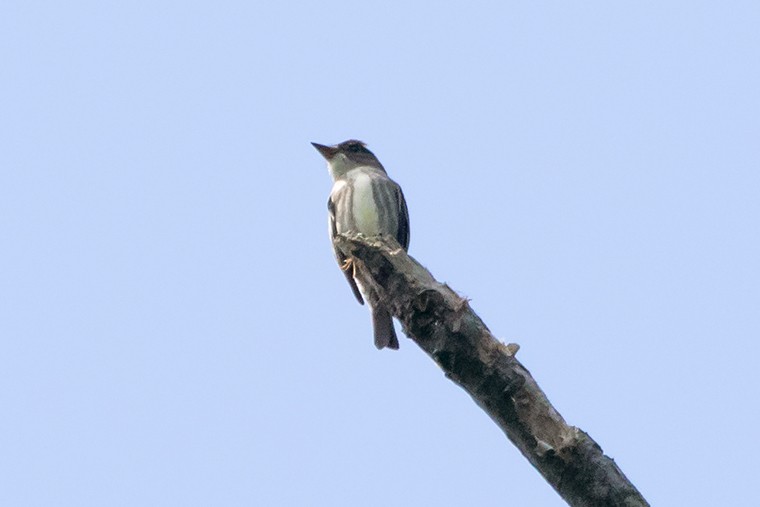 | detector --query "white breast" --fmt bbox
[350,171,381,235]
